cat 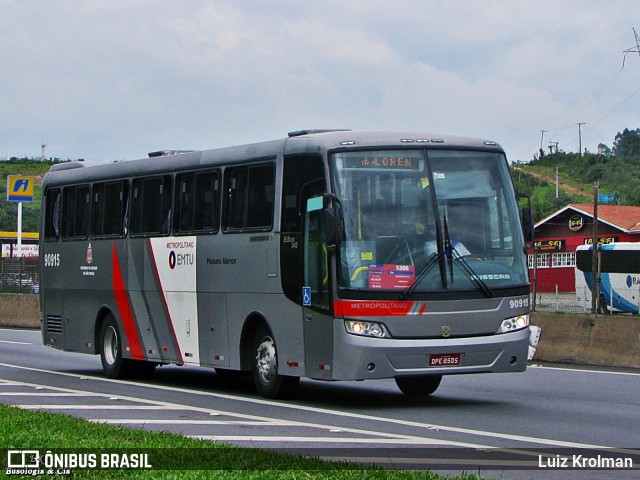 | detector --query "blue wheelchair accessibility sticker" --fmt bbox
[302,287,311,306]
